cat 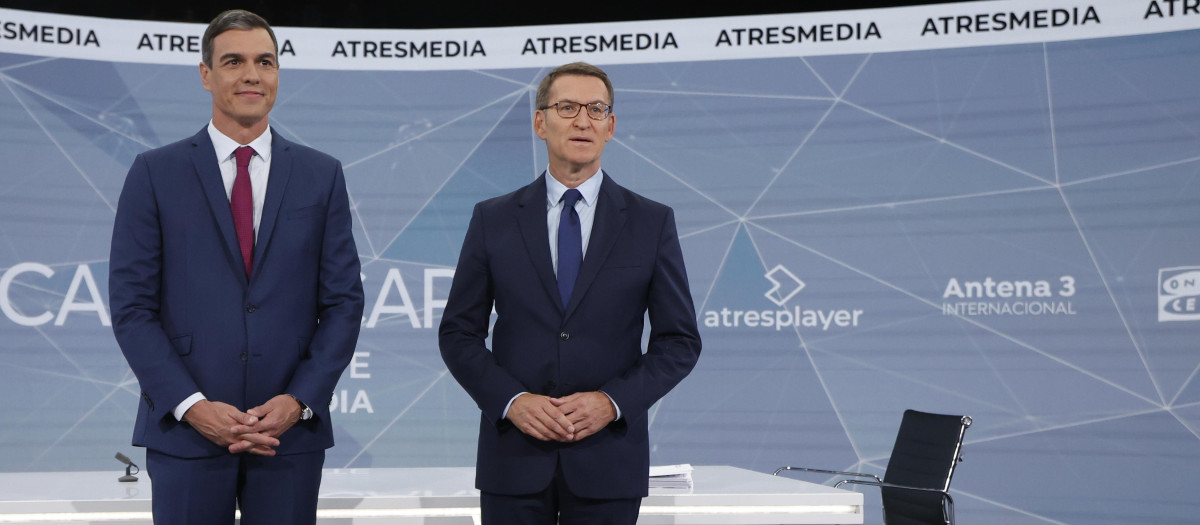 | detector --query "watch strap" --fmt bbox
[286,394,313,420]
